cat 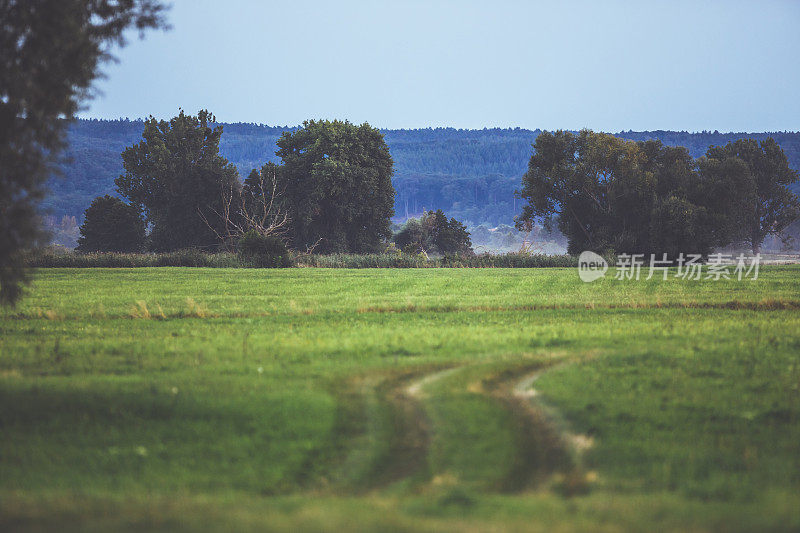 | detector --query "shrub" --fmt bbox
[237,231,293,268]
